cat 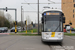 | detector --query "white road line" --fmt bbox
[24,48,35,50]
[50,45,66,50]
